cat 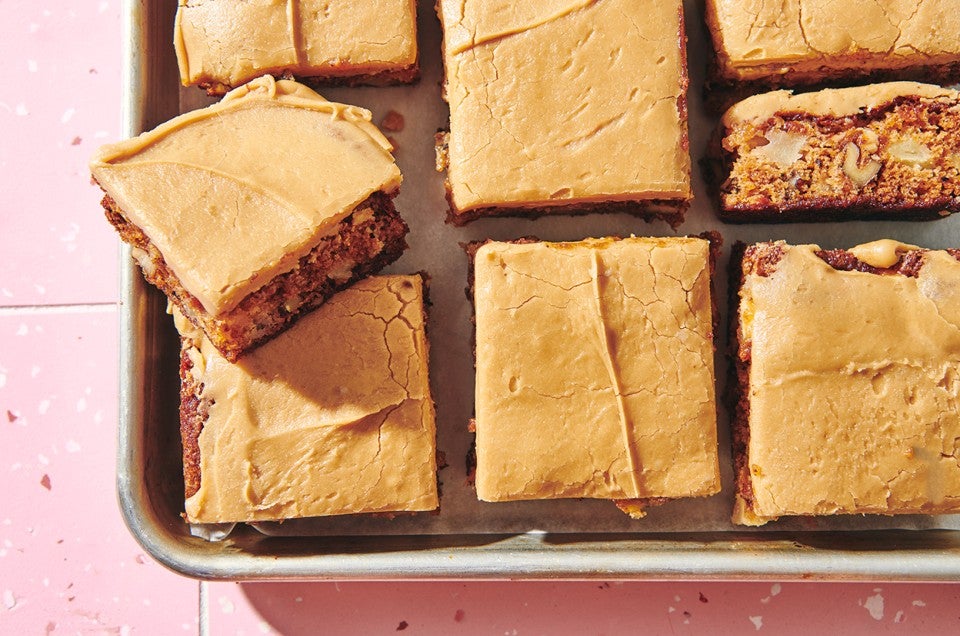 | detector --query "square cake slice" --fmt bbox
[91,76,408,362]
[705,0,960,104]
[175,0,418,94]
[732,240,960,525]
[178,275,438,523]
[471,237,720,516]
[436,0,692,225]
[710,83,960,223]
